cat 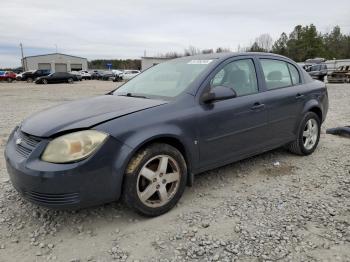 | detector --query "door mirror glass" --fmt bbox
[201,86,237,103]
